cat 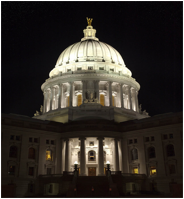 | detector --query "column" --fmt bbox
[98,137,104,175]
[128,86,132,110]
[109,81,112,106]
[135,90,139,112]
[106,83,109,106]
[82,80,86,103]
[52,87,56,110]
[43,91,46,113]
[117,84,121,107]
[50,87,53,111]
[79,137,86,176]
[96,80,99,102]
[58,84,62,109]
[65,139,69,171]
[114,139,120,171]
[69,82,73,107]
[120,84,124,108]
